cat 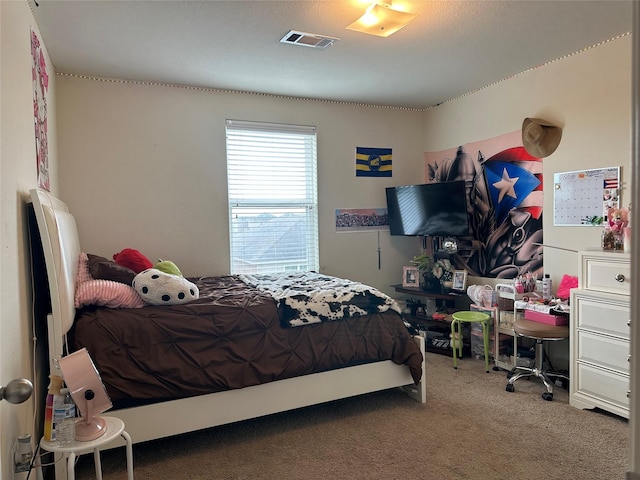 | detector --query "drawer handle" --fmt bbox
[628,319,632,327]
[629,355,632,362]
[615,273,626,283]
[628,390,631,398]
